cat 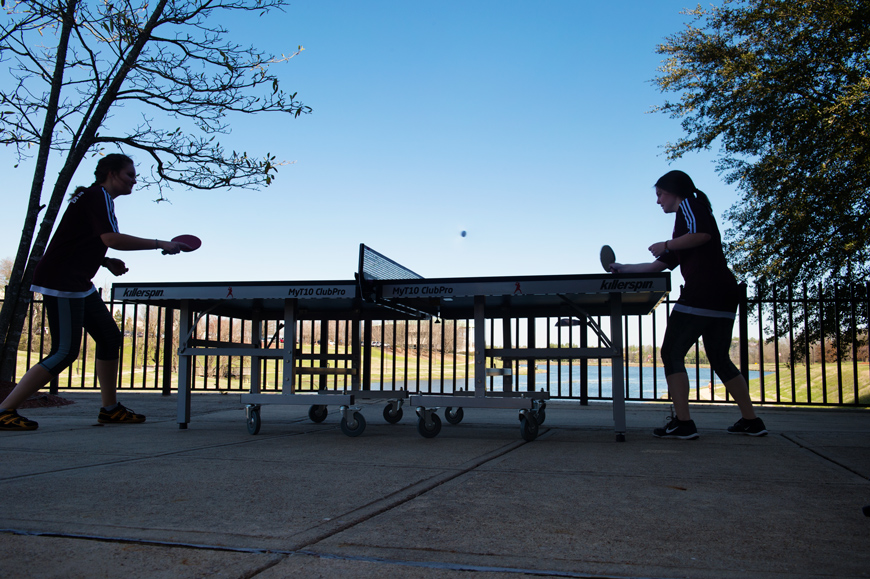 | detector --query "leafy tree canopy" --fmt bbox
[653,0,870,290]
